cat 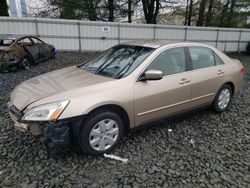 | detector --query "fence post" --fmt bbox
[34,18,39,37]
[215,29,219,48]
[153,25,156,40]
[77,21,81,52]
[184,26,188,41]
[118,23,120,44]
[237,30,242,53]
